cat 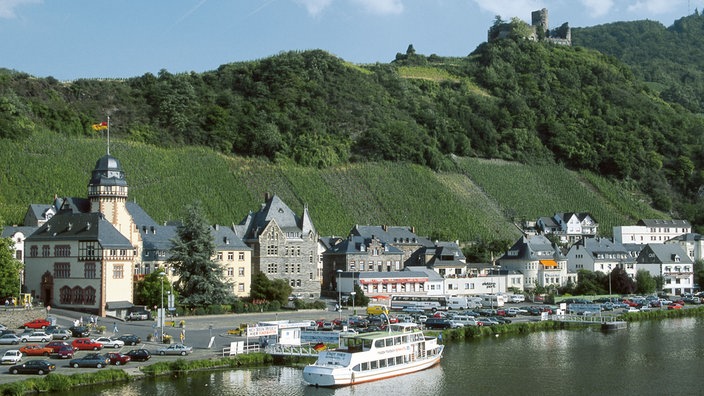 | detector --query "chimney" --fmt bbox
[265,192,270,202]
